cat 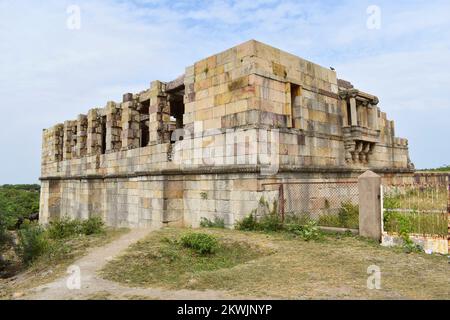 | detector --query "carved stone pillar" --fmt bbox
[63,120,77,160]
[341,99,348,127]
[361,142,371,163]
[87,109,102,156]
[371,102,379,131]
[349,96,358,126]
[355,141,363,163]
[148,81,170,145]
[105,101,122,153]
[360,101,369,128]
[42,124,64,164]
[344,140,356,163]
[76,114,87,158]
[121,100,140,150]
